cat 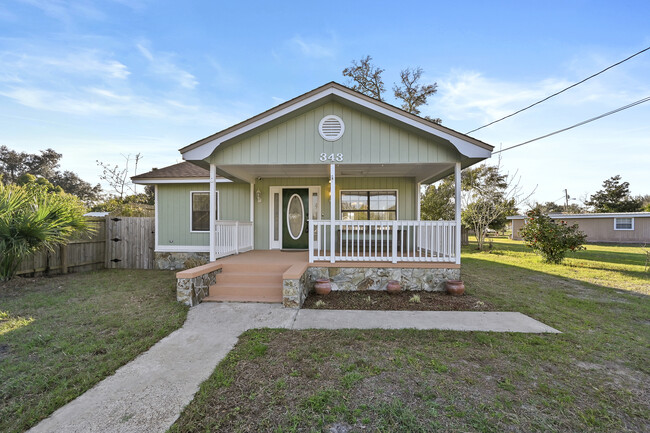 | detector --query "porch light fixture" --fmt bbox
[256,188,262,203]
